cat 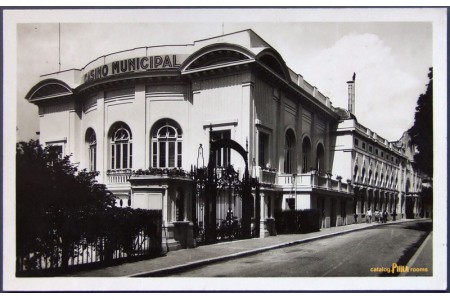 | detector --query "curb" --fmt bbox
[129,219,422,277]
[399,230,433,277]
